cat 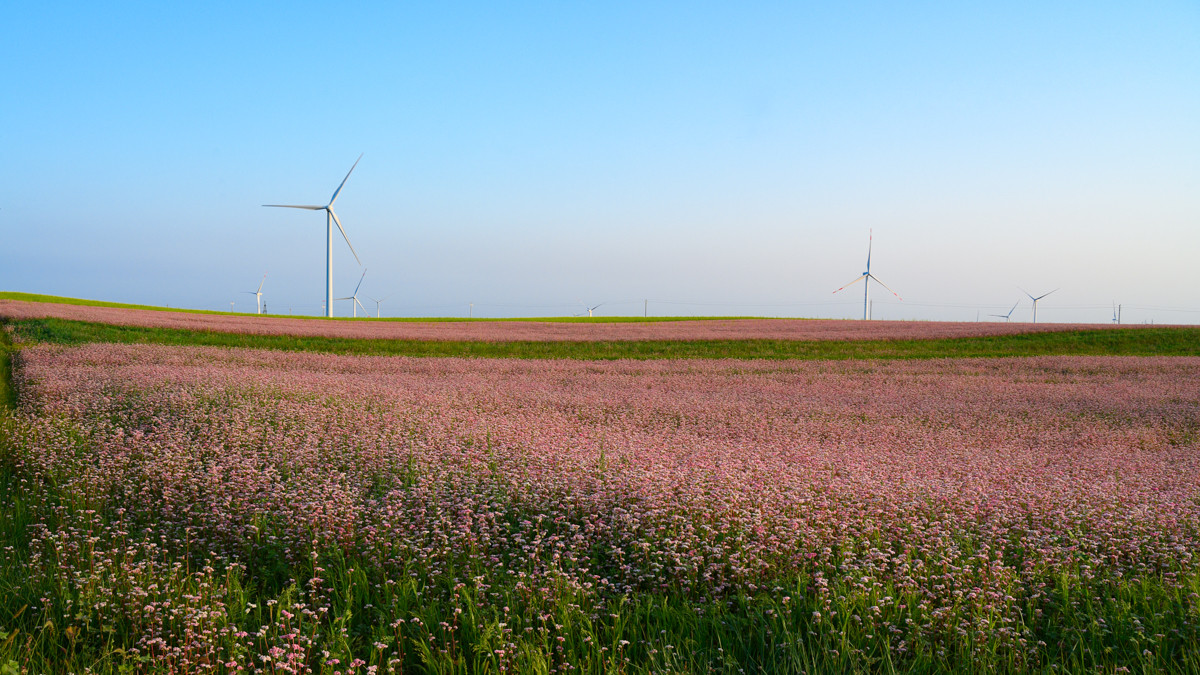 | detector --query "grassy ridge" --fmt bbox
[8,316,1200,360]
[0,292,757,323]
